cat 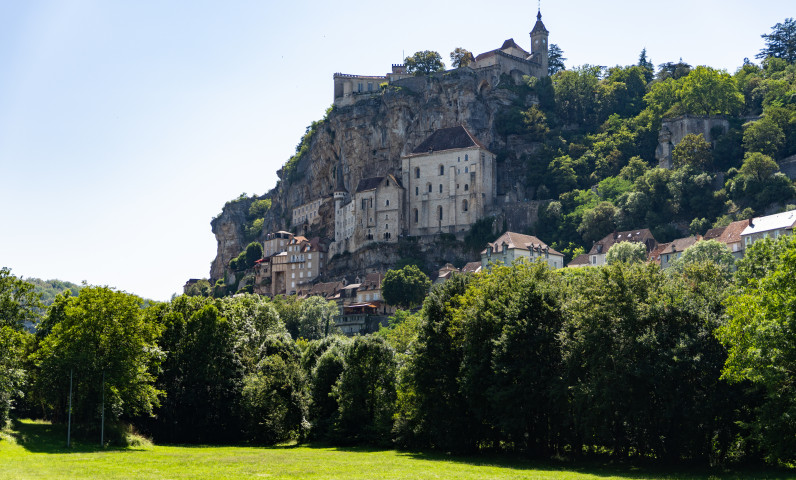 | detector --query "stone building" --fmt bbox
[481,231,564,269]
[401,125,496,236]
[254,233,327,296]
[292,198,329,235]
[332,9,549,107]
[330,175,404,256]
[587,229,658,266]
